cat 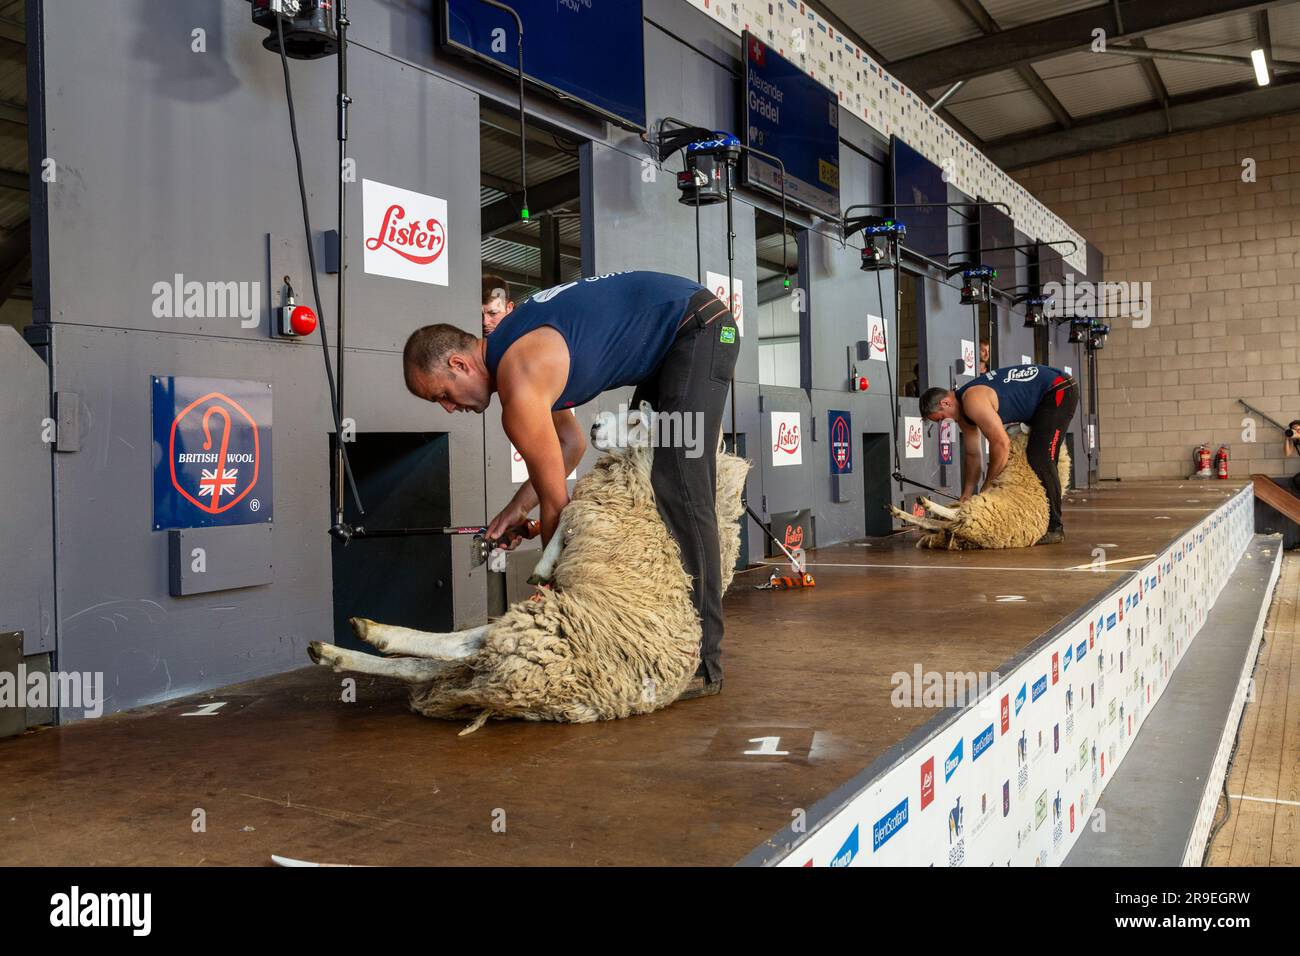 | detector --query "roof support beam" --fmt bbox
[1256,10,1274,79]
[947,0,1073,129]
[890,0,1295,91]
